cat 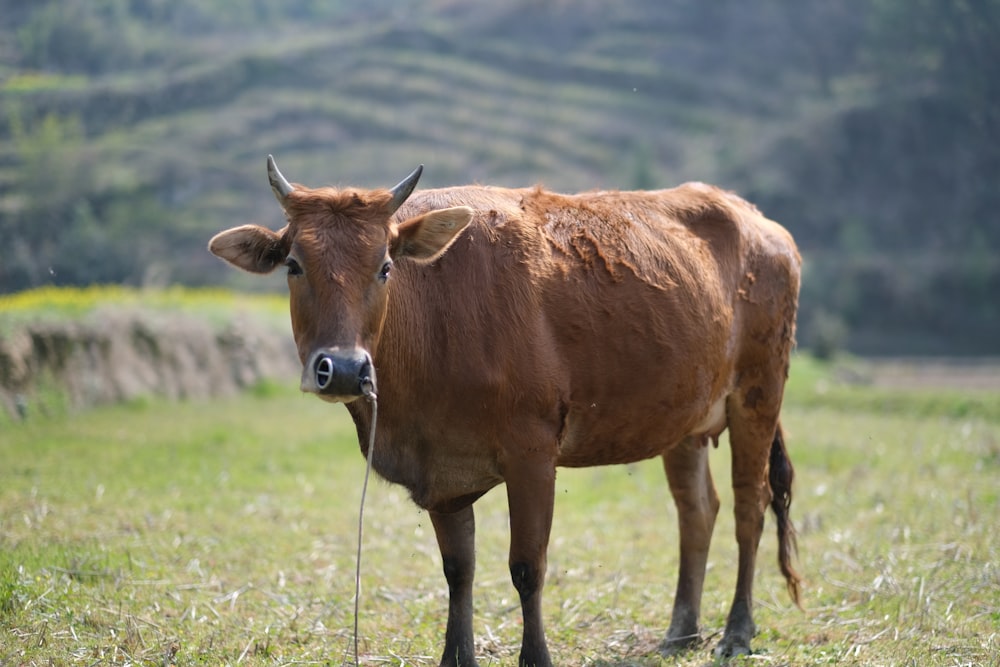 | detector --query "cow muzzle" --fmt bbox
[301,347,376,401]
